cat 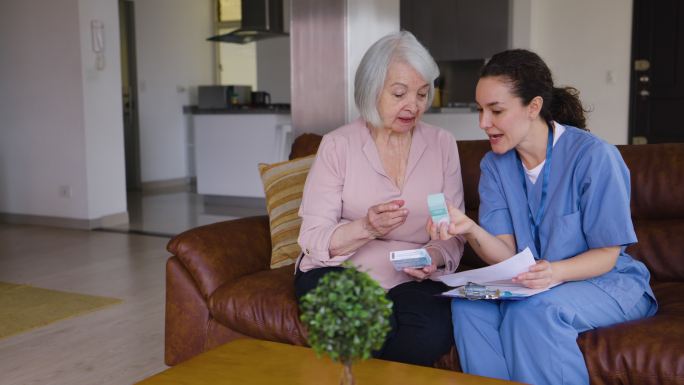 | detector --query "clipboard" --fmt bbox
[440,282,530,300]
[440,281,560,300]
